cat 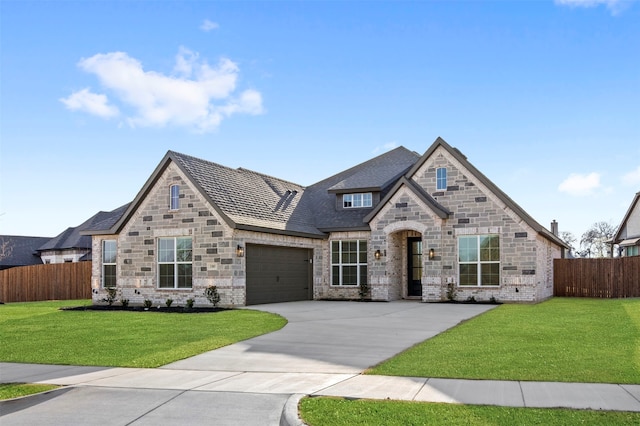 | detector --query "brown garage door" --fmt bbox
[245,244,312,305]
